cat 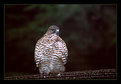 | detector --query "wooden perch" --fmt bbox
[5,69,116,80]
